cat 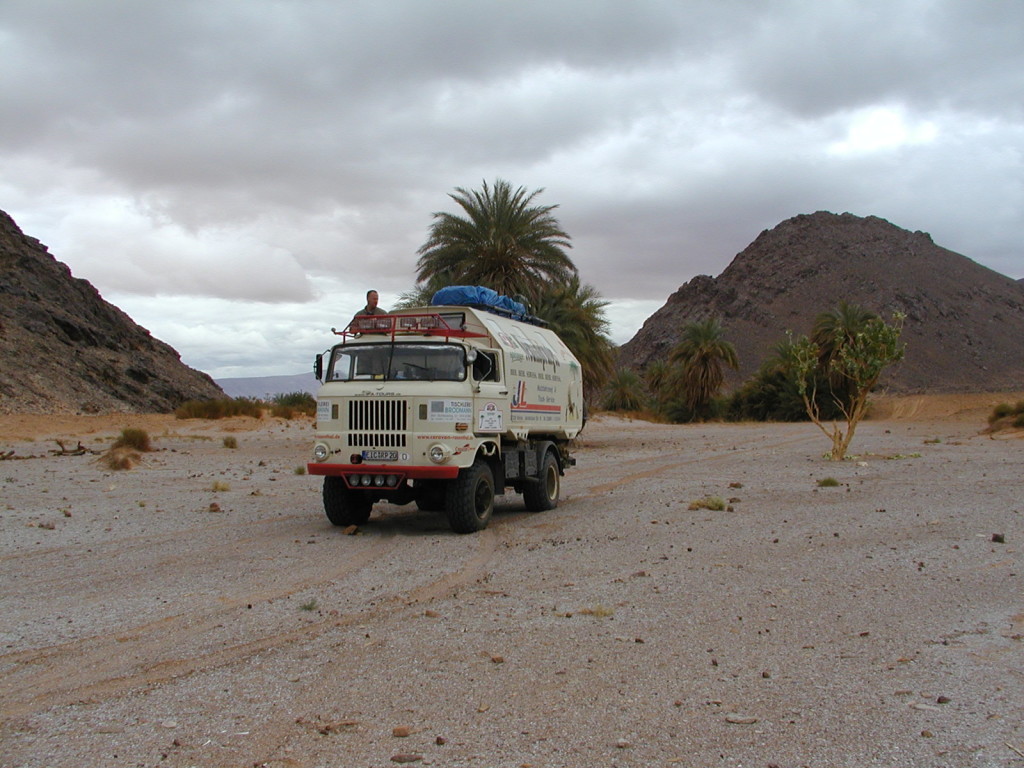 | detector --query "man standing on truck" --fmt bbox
[353,289,387,321]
